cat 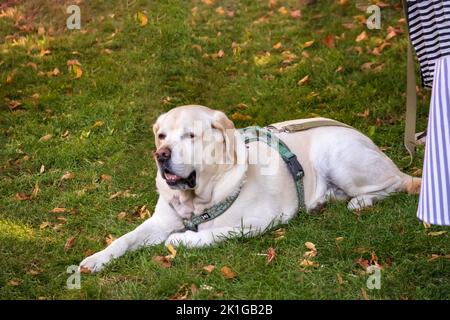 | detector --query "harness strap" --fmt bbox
[238,126,305,210]
[270,119,353,133]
